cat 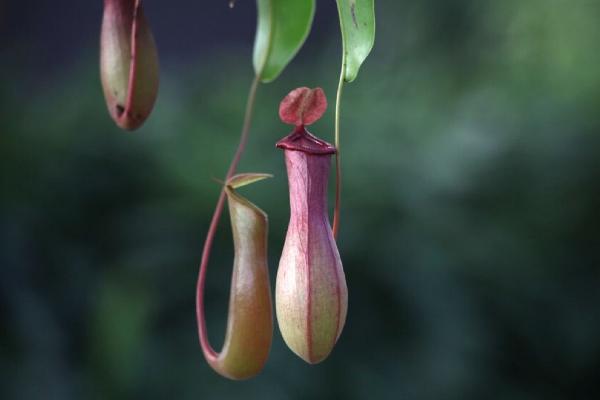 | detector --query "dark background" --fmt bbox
[2,1,600,399]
